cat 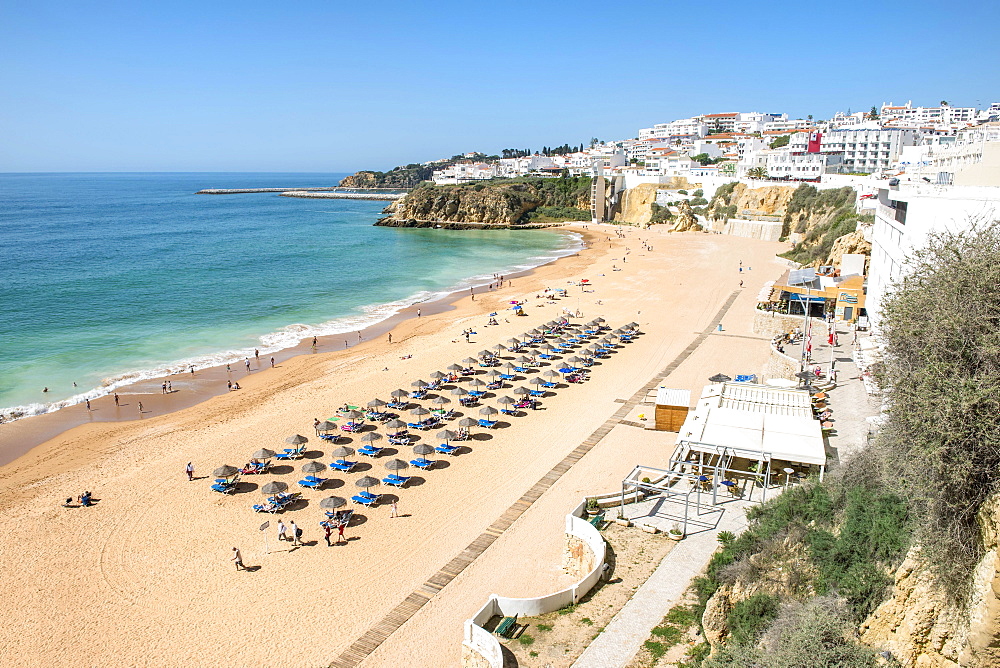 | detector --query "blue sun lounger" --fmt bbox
[298,477,326,489]
[382,474,411,487]
[330,459,358,473]
[478,419,498,429]
[358,445,384,457]
[410,457,435,470]
[351,490,380,507]
[435,443,459,455]
[275,447,305,461]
